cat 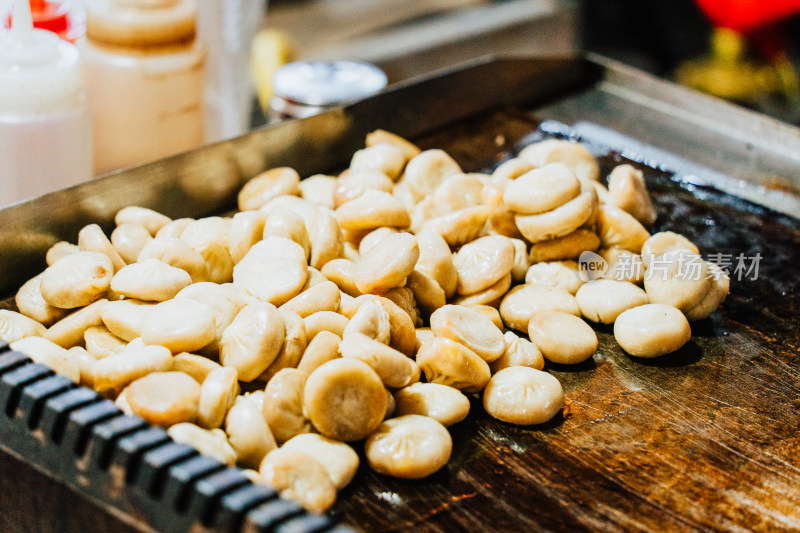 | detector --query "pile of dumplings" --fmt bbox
[0,130,729,513]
